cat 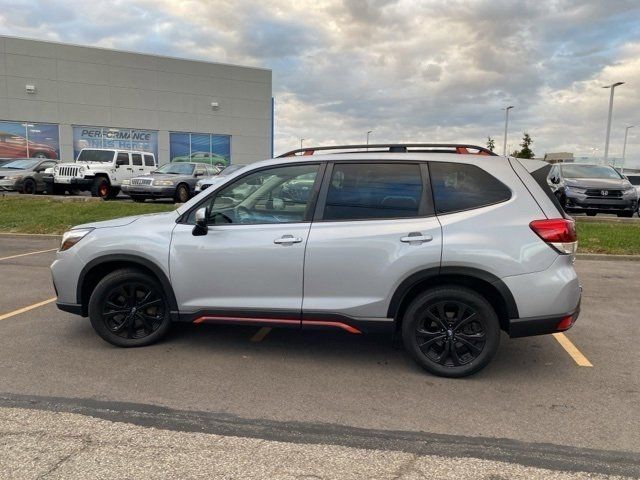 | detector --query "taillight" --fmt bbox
[529,218,578,255]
